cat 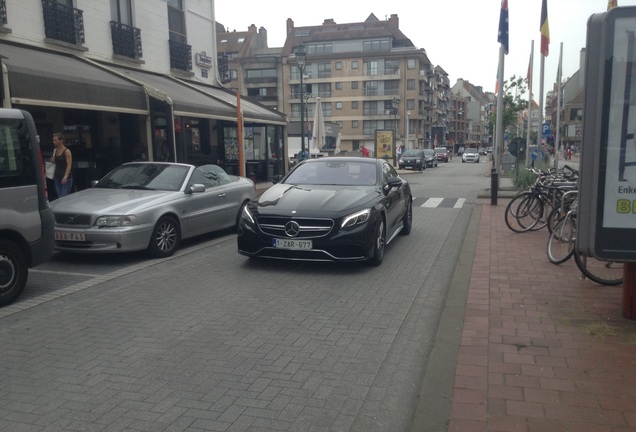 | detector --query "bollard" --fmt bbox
[491,169,498,205]
[622,263,636,320]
